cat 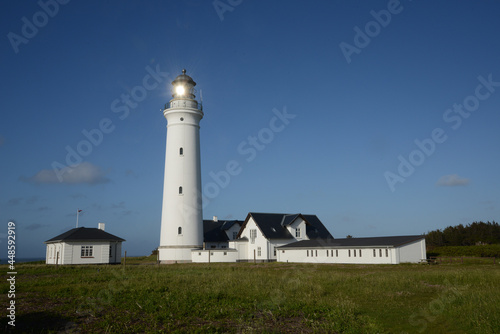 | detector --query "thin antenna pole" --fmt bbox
[76,209,79,228]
